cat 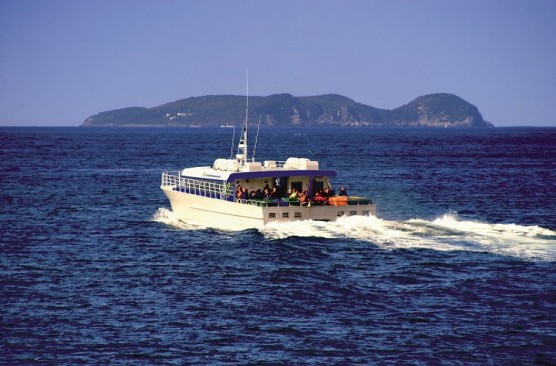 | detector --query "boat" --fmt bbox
[160,97,376,231]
